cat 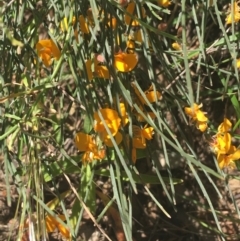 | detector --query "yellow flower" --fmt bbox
[211,132,232,155]
[23,213,71,240]
[45,214,70,240]
[125,2,146,26]
[131,83,161,121]
[217,145,240,169]
[130,125,154,163]
[127,40,135,53]
[79,15,90,34]
[129,30,143,44]
[119,102,129,126]
[60,16,88,41]
[135,106,156,122]
[172,42,181,51]
[209,118,239,169]
[75,132,105,163]
[157,0,171,8]
[114,52,138,72]
[94,56,110,79]
[94,108,122,147]
[210,118,232,155]
[131,82,162,106]
[184,103,208,132]
[85,57,110,80]
[127,29,149,53]
[60,16,76,32]
[226,1,240,24]
[36,39,61,67]
[108,17,117,29]
[218,118,232,133]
